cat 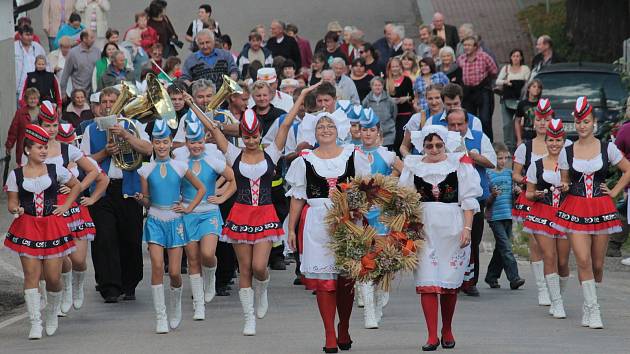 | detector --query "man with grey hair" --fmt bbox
[432,12,459,49]
[181,29,238,88]
[330,58,360,104]
[456,23,474,57]
[372,23,394,65]
[346,27,365,60]
[266,19,302,67]
[100,50,135,90]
